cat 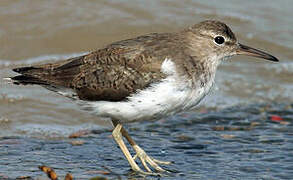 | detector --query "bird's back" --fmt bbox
[11,32,186,102]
